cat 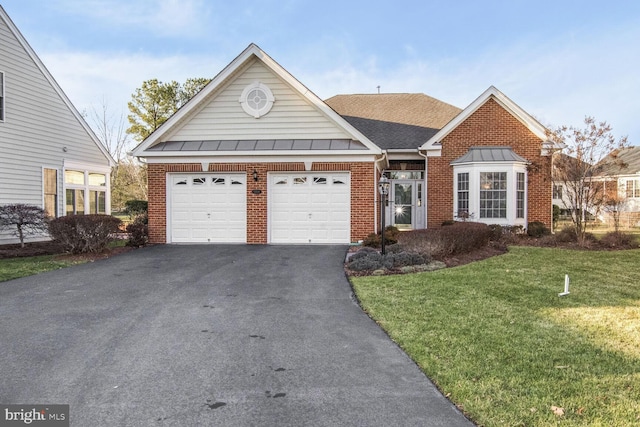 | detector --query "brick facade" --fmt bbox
[147,161,376,244]
[426,98,552,228]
